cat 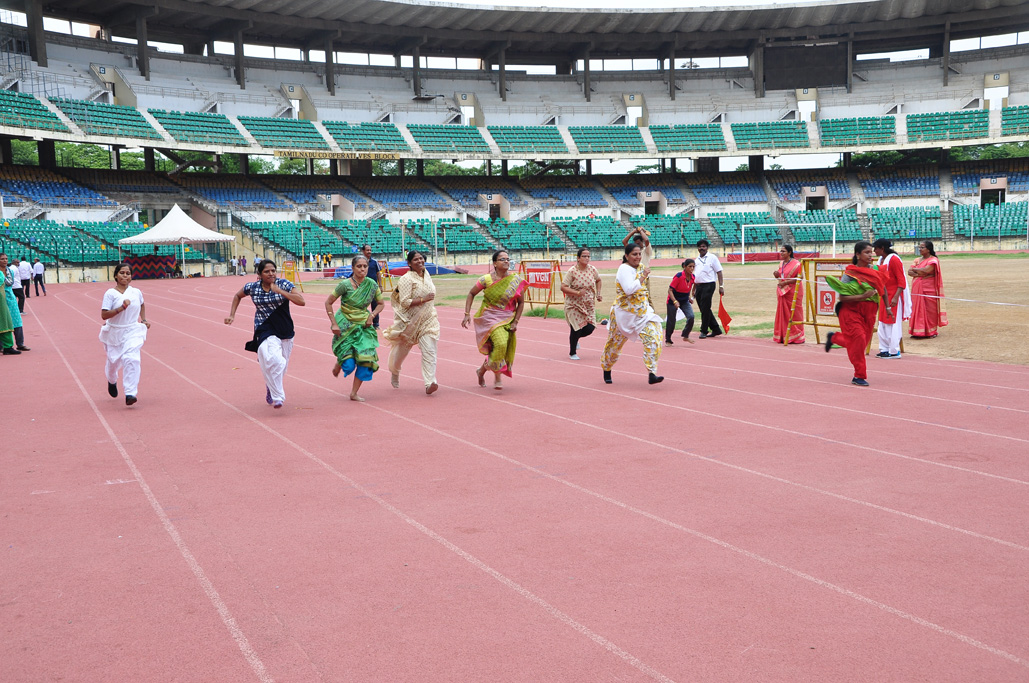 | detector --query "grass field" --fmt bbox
[303,254,1029,366]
